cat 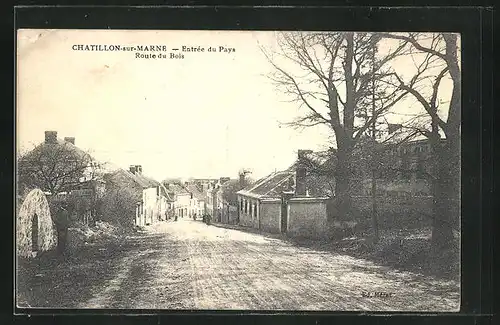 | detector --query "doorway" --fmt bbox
[281,198,288,233]
[31,213,39,253]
